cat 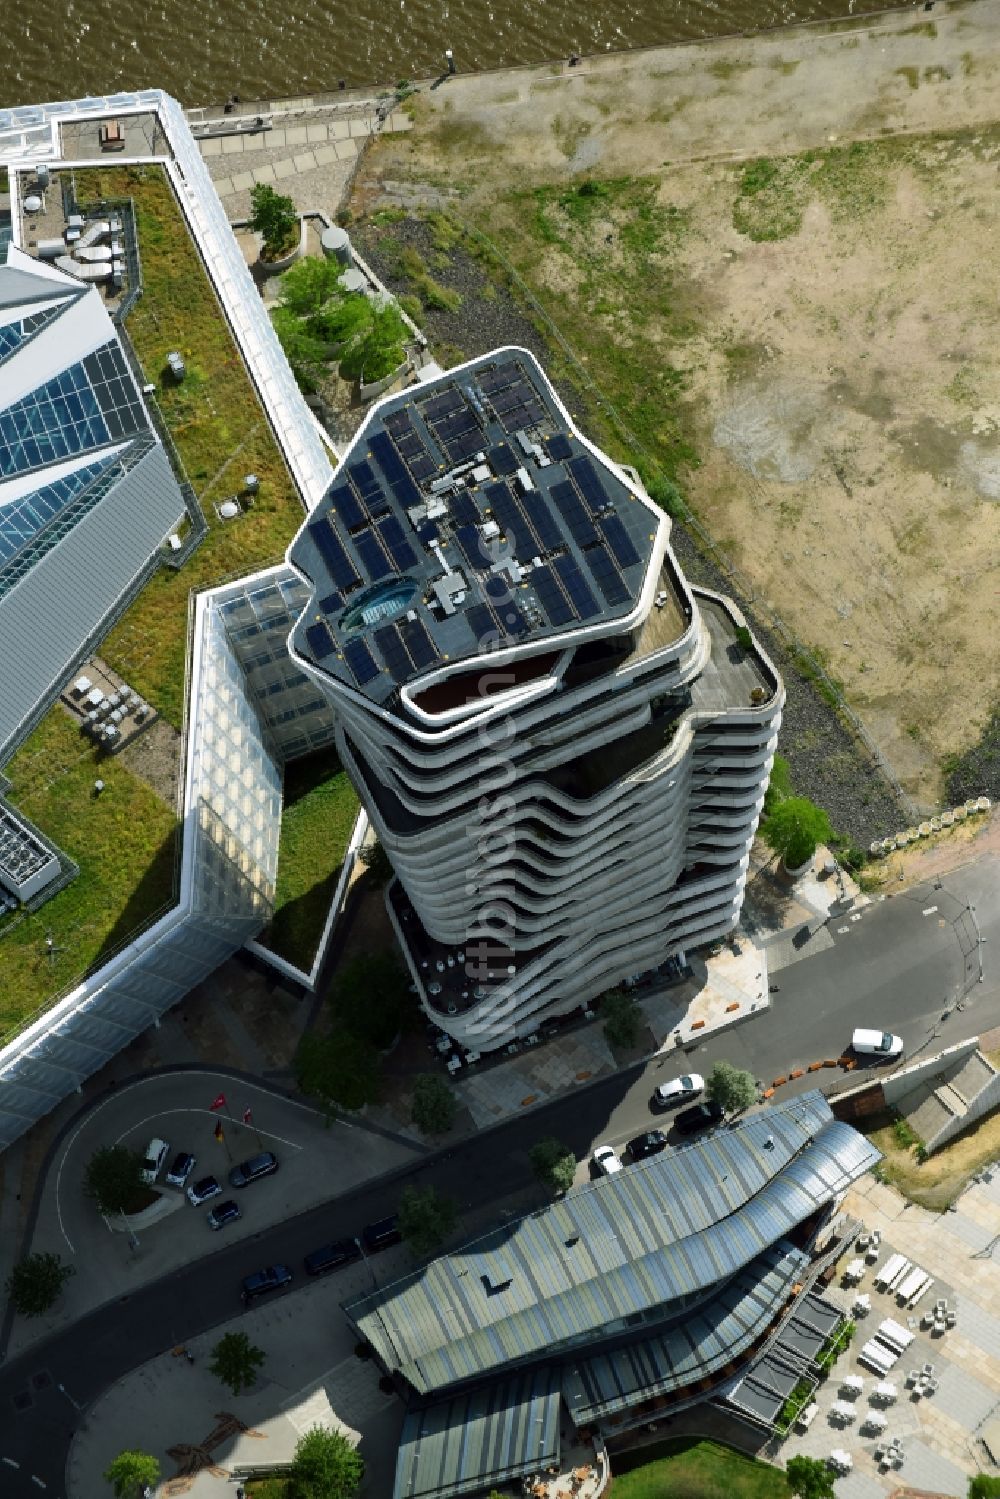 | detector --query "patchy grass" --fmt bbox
[258,747,360,972]
[867,1104,1000,1210]
[76,165,308,728]
[611,1438,789,1499]
[0,711,177,1043]
[732,156,810,242]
